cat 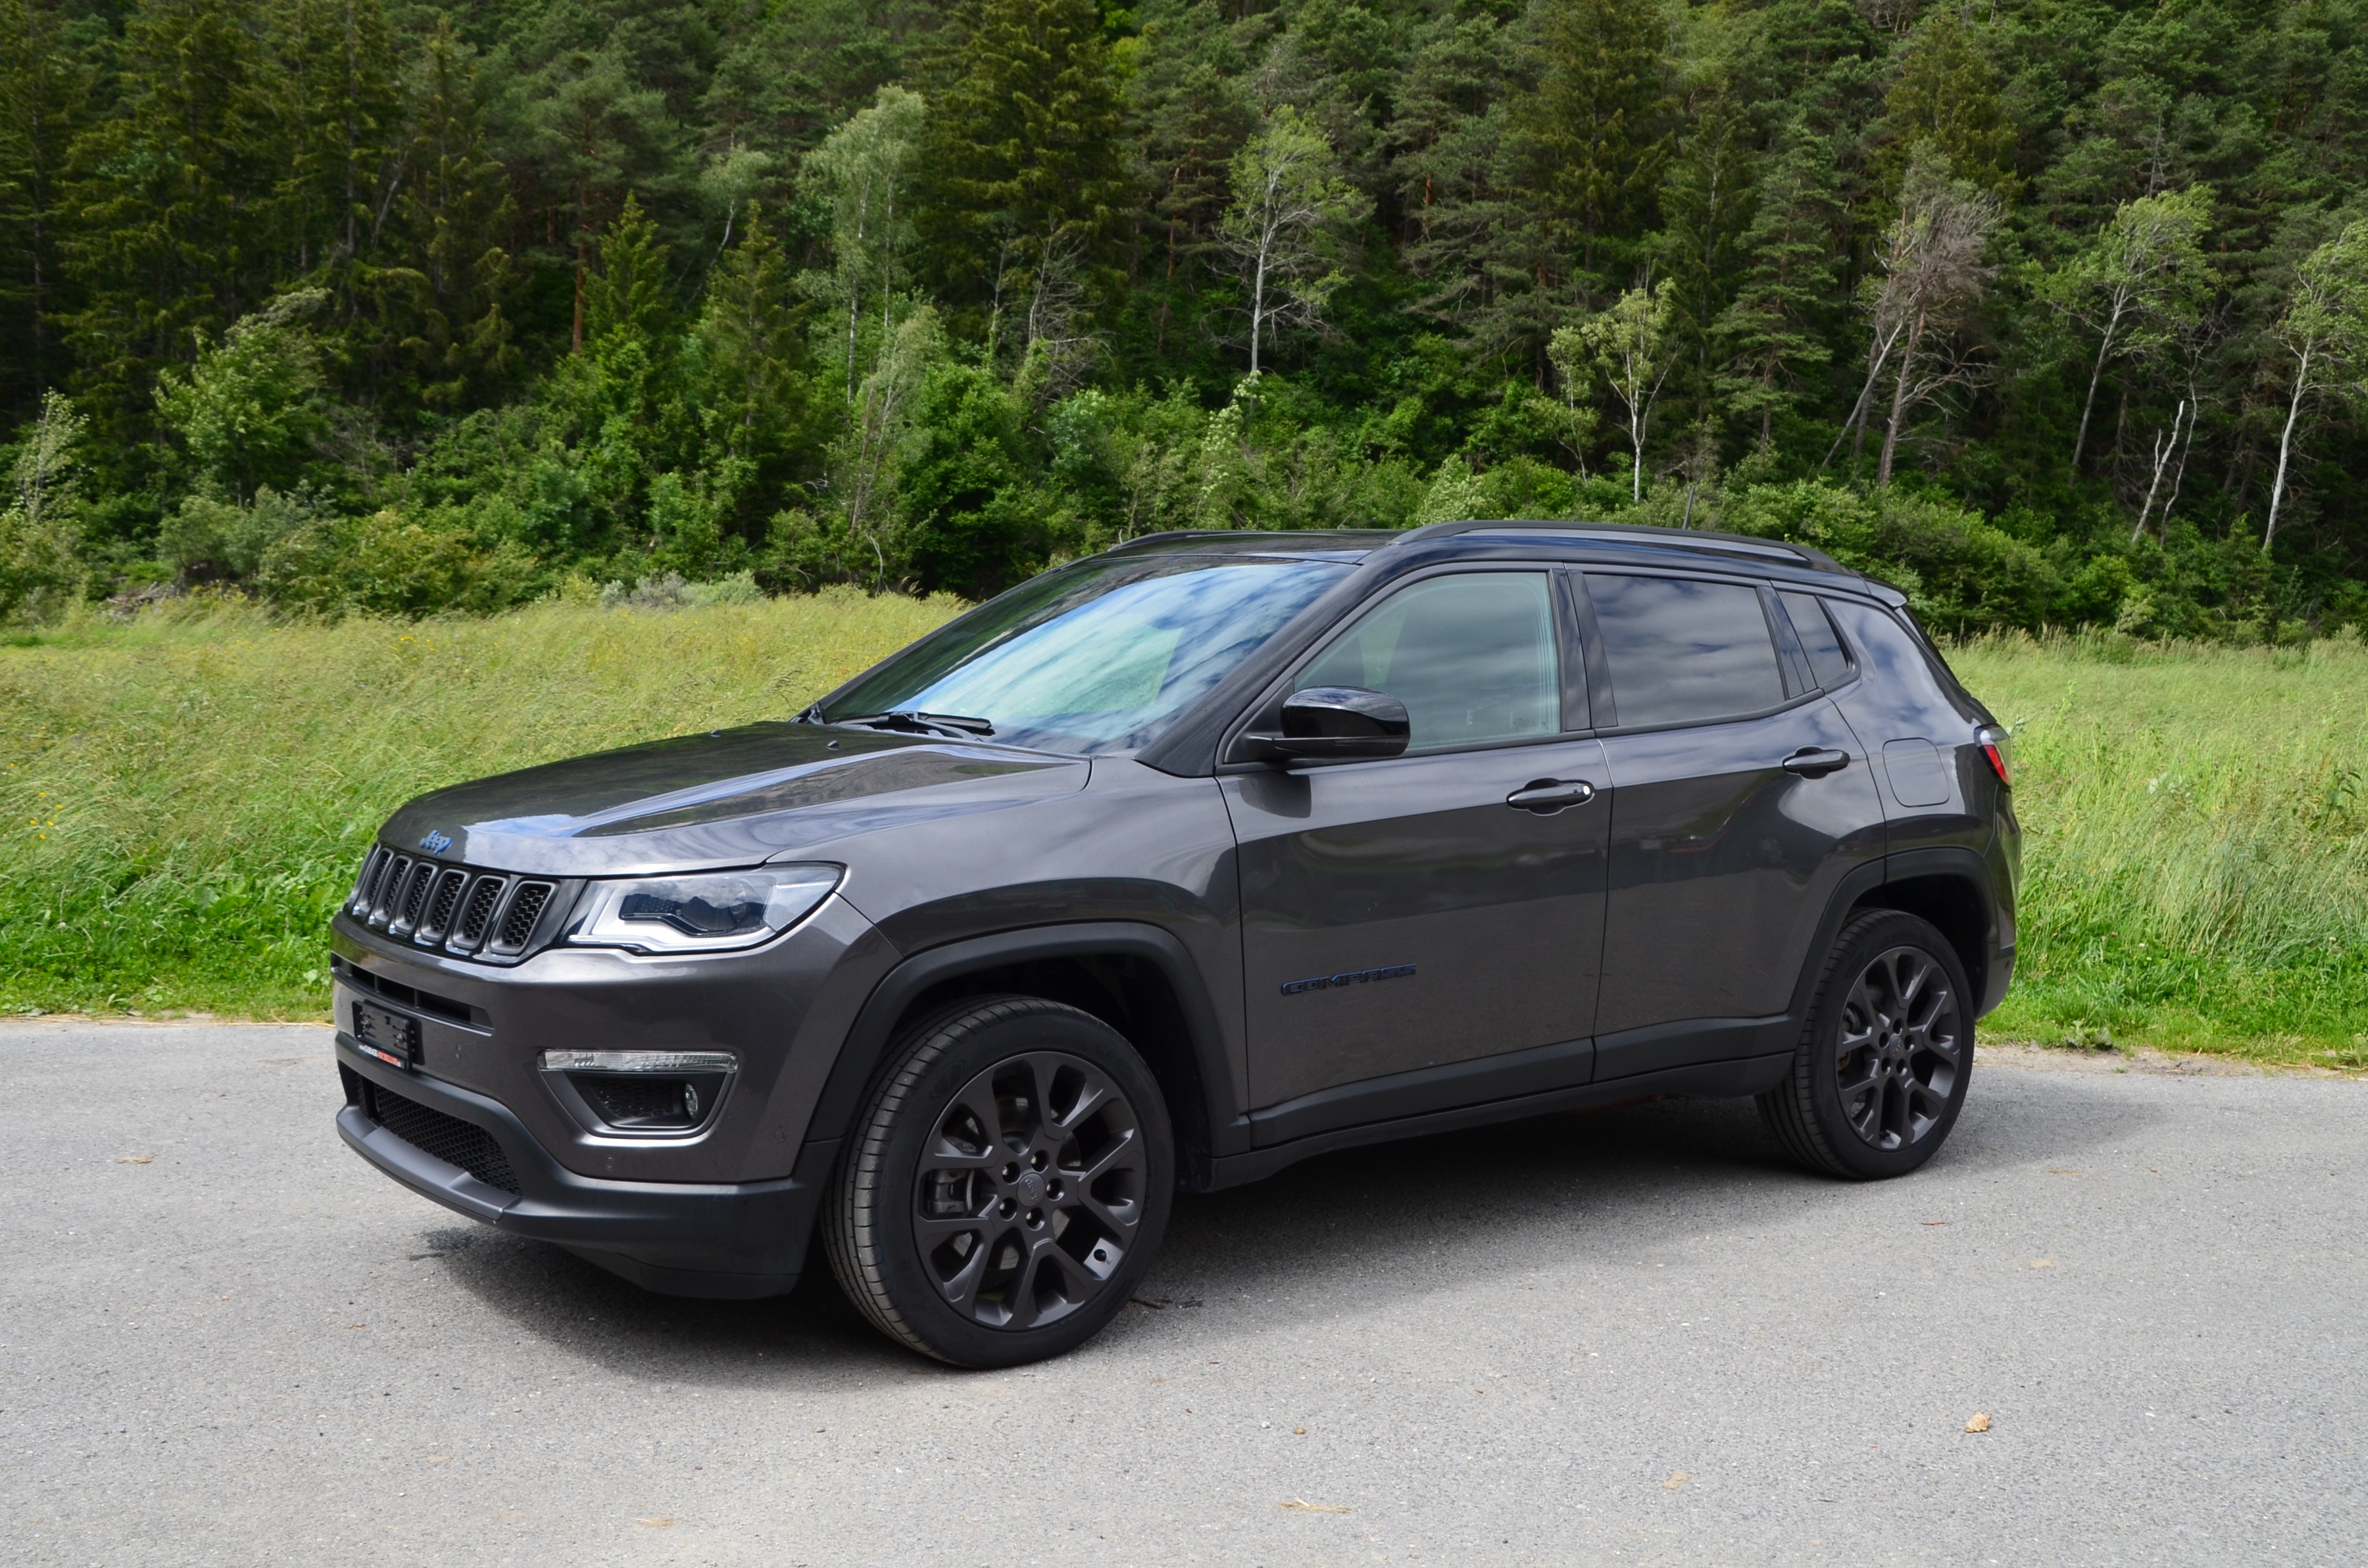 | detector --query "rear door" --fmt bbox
[1579,570,1887,1080]
[1227,569,1610,1115]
